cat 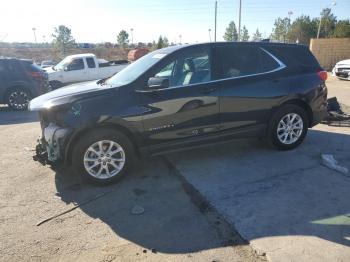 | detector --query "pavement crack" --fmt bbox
[160,156,267,262]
